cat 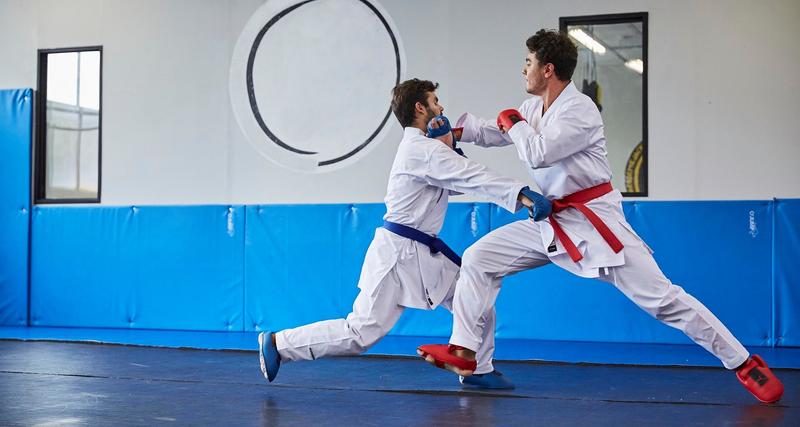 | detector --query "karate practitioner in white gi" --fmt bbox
[419,29,784,403]
[259,78,551,389]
